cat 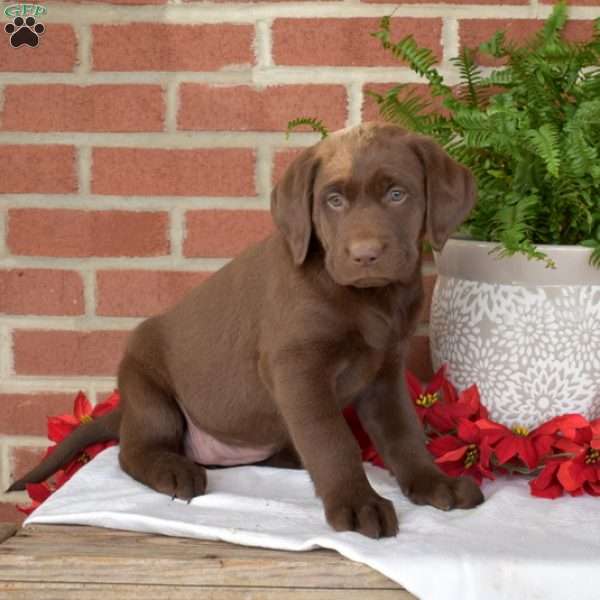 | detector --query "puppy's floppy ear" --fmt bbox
[270,146,320,266]
[409,135,477,251]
